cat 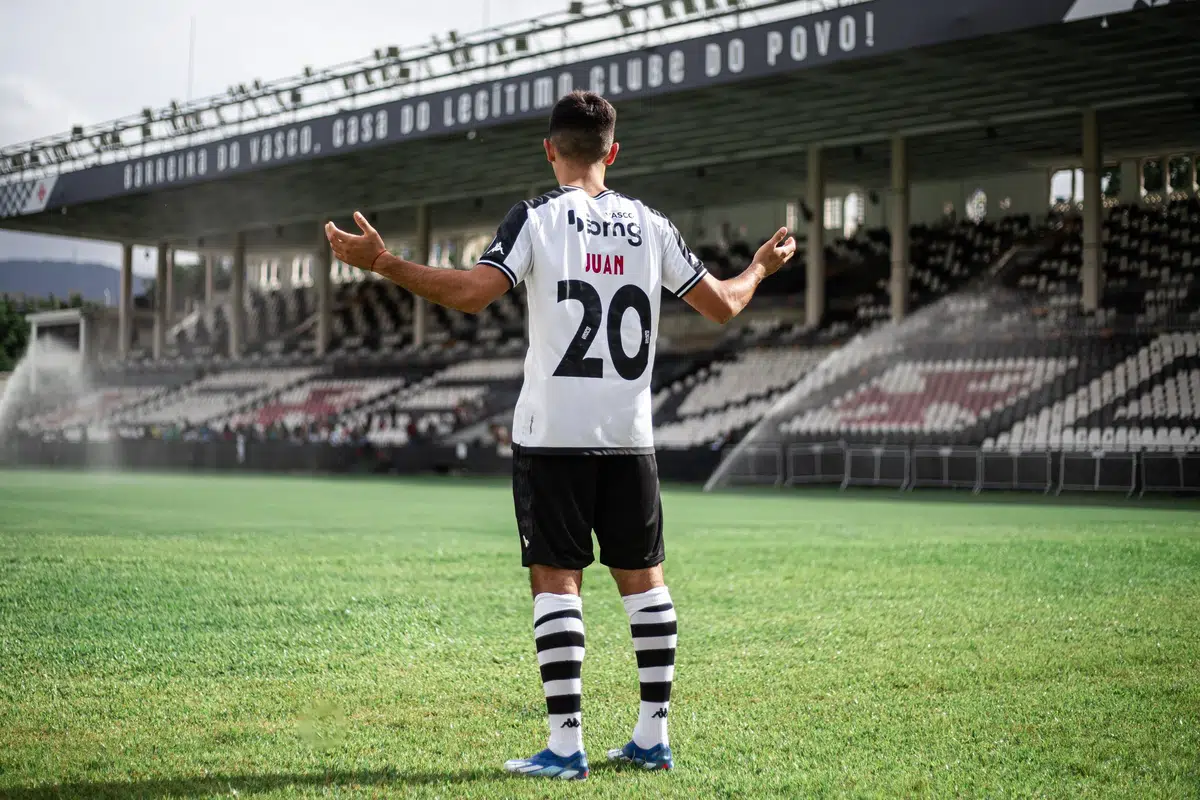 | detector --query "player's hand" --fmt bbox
[752,227,797,277]
[325,211,386,271]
